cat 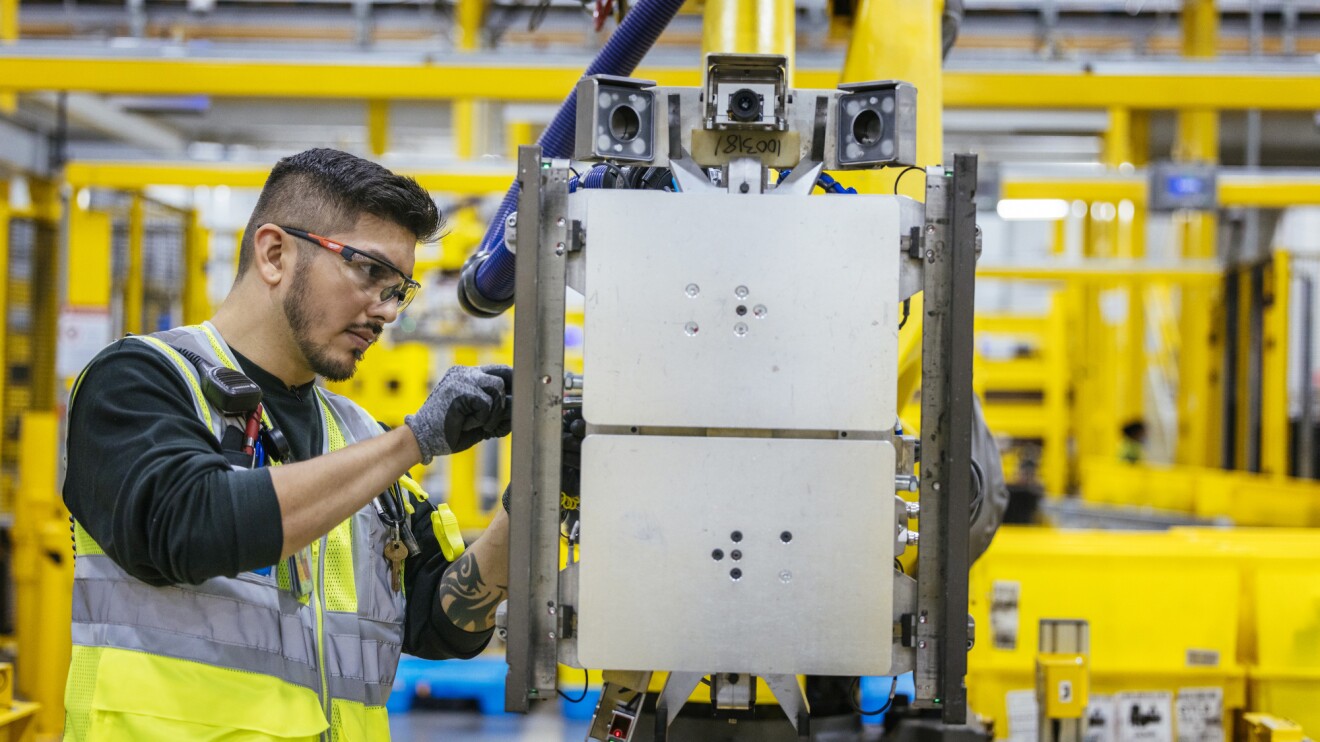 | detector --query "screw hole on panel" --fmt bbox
[712,549,724,561]
[730,568,742,581]
[731,531,743,543]
[780,531,792,543]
